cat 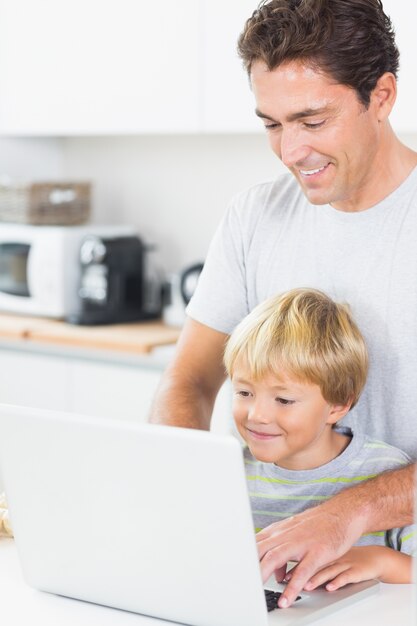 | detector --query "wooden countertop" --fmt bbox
[0,313,181,354]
